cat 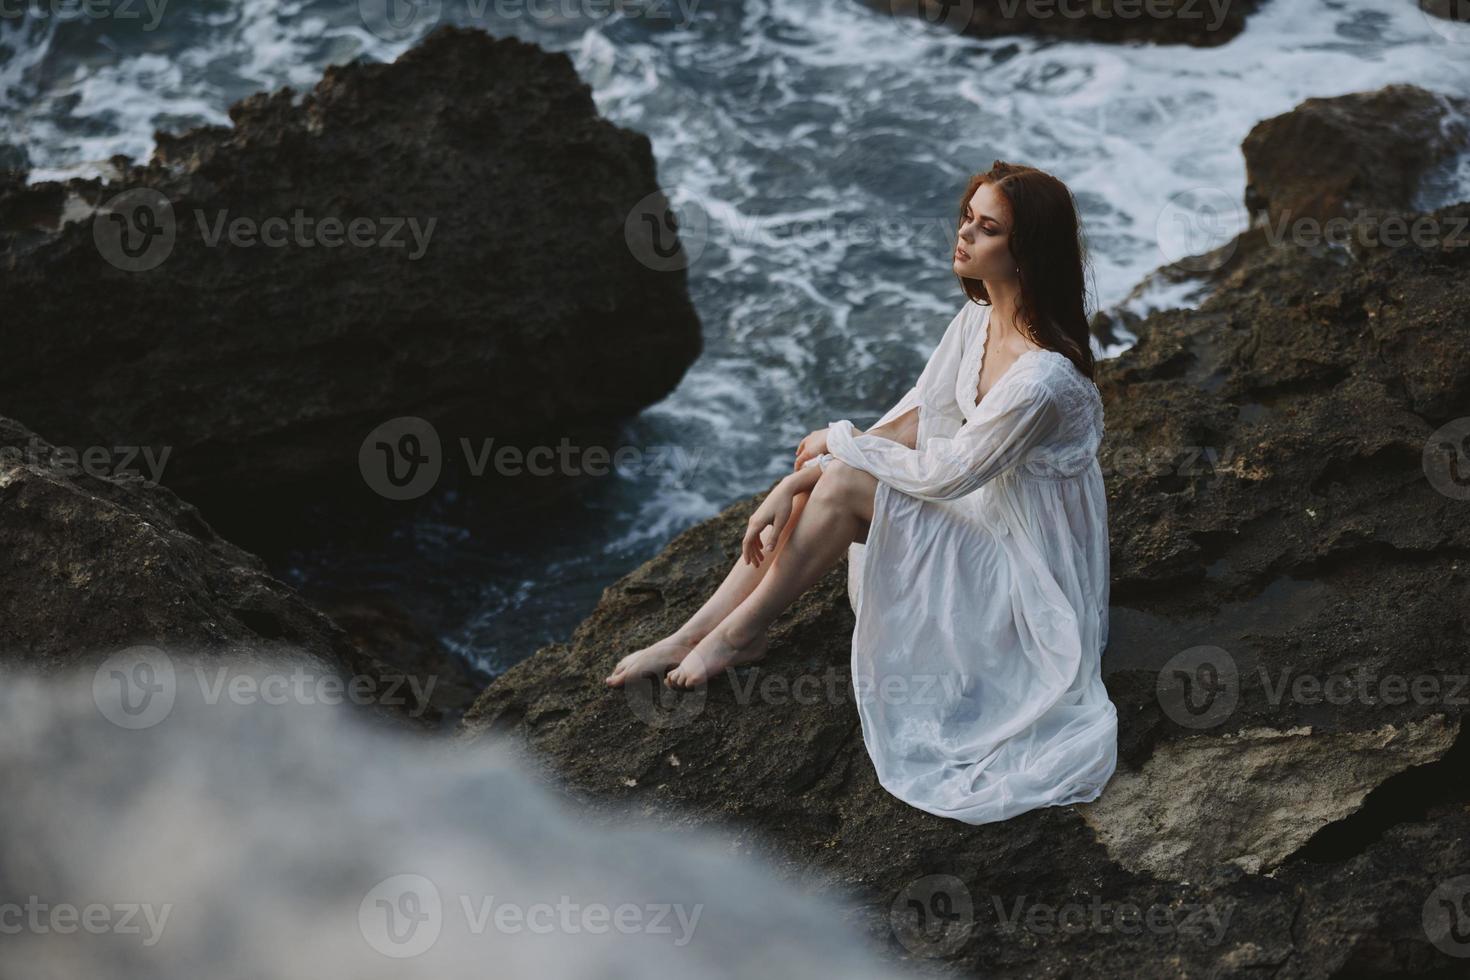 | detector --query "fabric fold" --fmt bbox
[823,297,1116,826]
[825,378,1060,501]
